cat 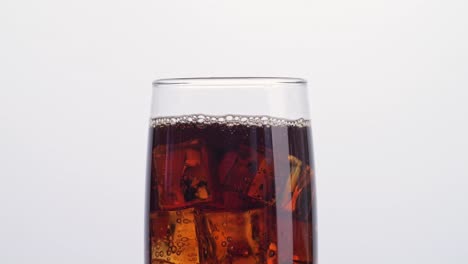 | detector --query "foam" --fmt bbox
[151,114,310,128]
